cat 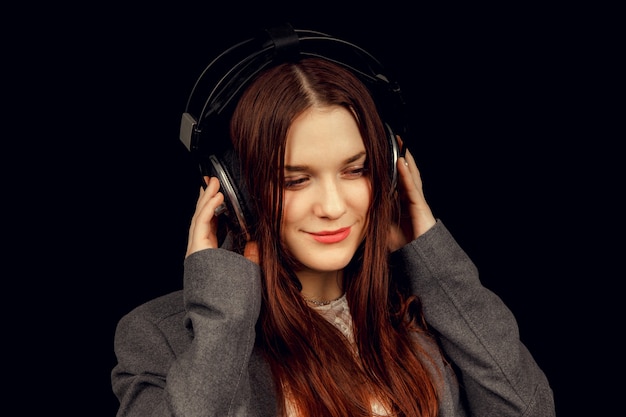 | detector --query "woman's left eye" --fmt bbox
[343,166,368,178]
